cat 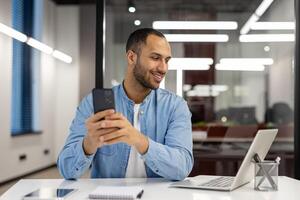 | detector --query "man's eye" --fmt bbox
[151,57,159,60]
